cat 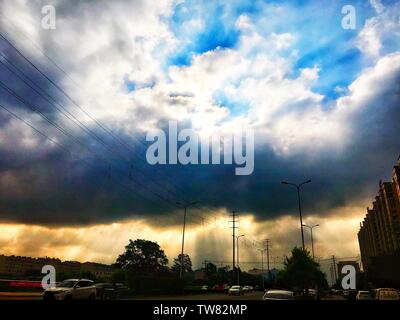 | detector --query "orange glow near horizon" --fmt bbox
[0,205,364,270]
